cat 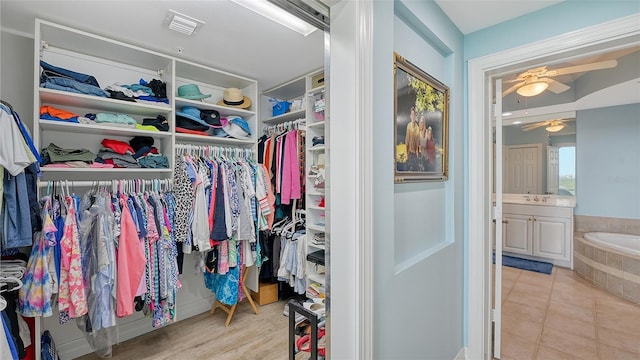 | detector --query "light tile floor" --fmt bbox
[499,265,640,360]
